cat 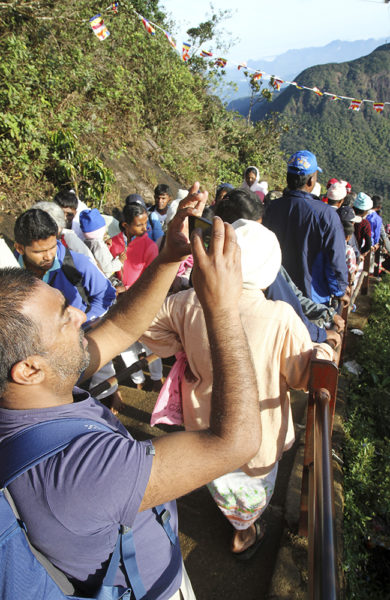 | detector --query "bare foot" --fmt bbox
[231,525,257,553]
